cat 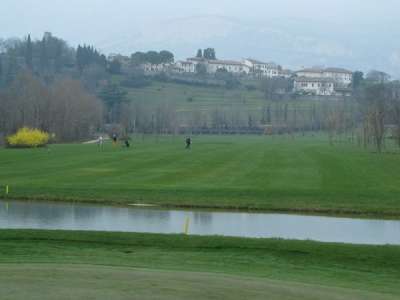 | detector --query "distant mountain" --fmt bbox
[94,15,400,78]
